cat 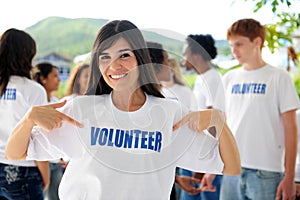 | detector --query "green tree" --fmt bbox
[245,0,300,52]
